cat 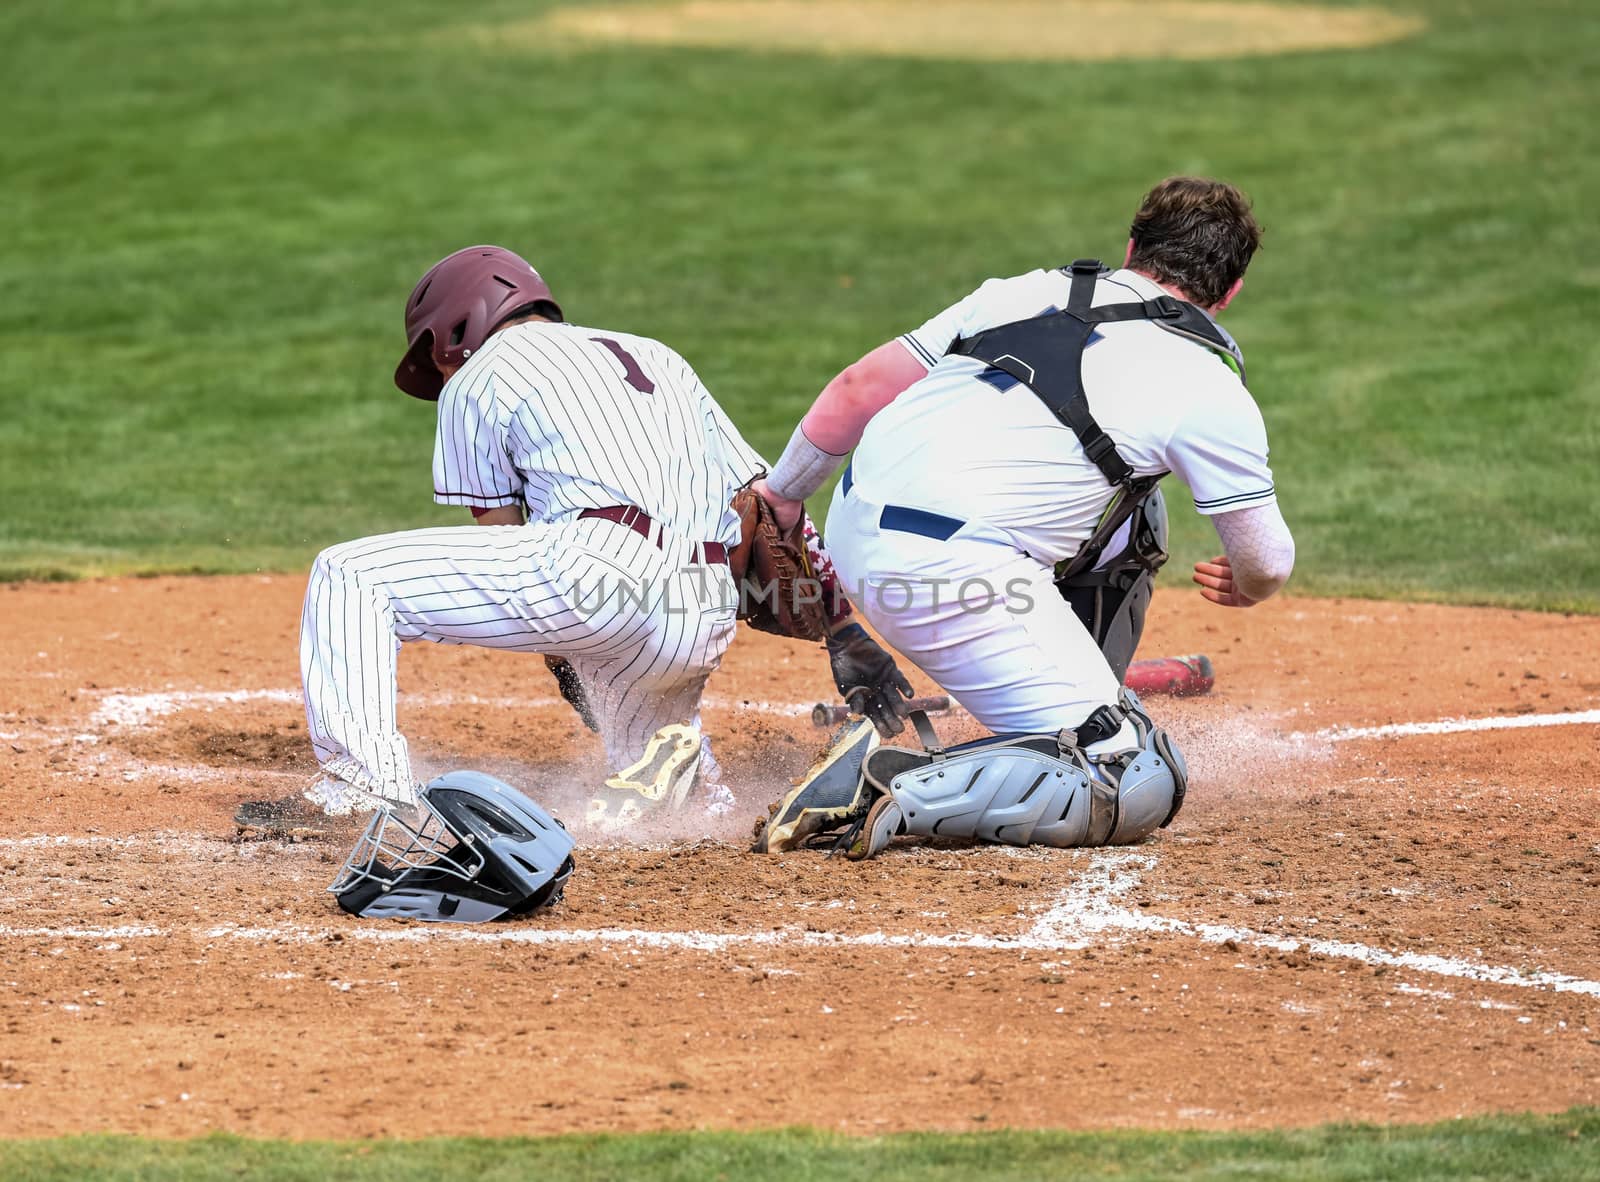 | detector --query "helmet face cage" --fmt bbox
[328,772,575,923]
[328,796,483,901]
